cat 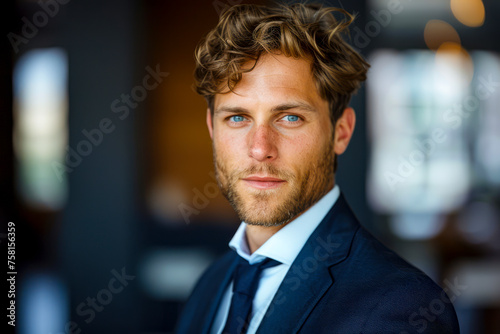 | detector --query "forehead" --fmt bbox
[214,54,327,109]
